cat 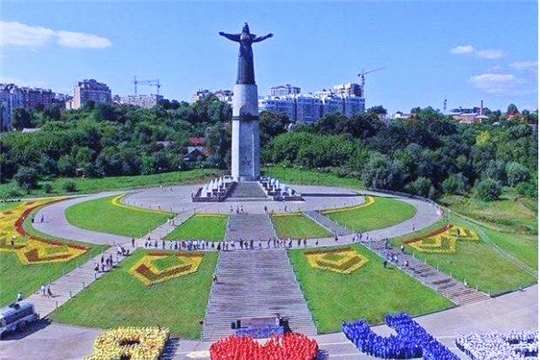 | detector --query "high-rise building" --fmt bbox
[71,79,112,109]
